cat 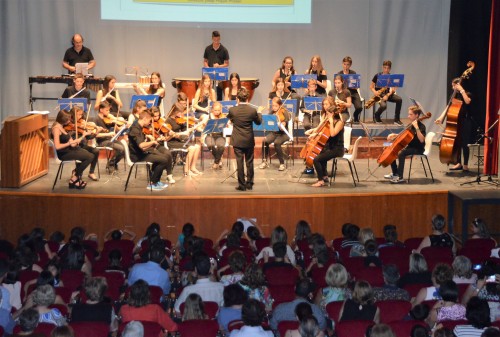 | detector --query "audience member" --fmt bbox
[339,280,380,323]
[314,263,351,310]
[270,278,326,330]
[11,308,43,337]
[340,223,360,249]
[412,263,454,307]
[364,240,382,267]
[218,284,248,335]
[218,250,246,286]
[128,245,170,294]
[350,228,375,257]
[256,226,296,265]
[238,263,273,312]
[373,264,410,301]
[119,280,177,333]
[416,214,456,255]
[292,220,312,251]
[174,253,224,313]
[378,225,405,248]
[452,255,477,284]
[454,297,491,337]
[398,253,432,288]
[32,285,66,326]
[229,299,273,337]
[427,280,466,326]
[368,323,396,337]
[263,242,295,272]
[50,326,74,337]
[181,293,208,321]
[0,288,15,335]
